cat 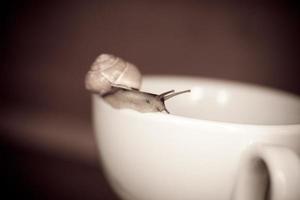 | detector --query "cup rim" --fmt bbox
[95,74,300,130]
